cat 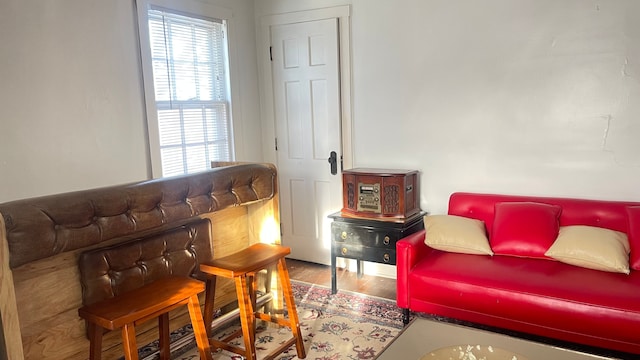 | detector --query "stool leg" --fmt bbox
[87,322,103,360]
[249,273,258,336]
[278,258,306,359]
[203,276,217,338]
[158,313,170,360]
[264,266,274,314]
[121,323,139,360]
[187,294,213,360]
[235,275,257,360]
